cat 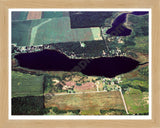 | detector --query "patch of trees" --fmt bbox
[128,15,148,37]
[138,66,149,77]
[44,75,65,93]
[12,96,44,115]
[70,12,113,28]
[55,40,106,57]
[120,15,148,53]
[119,78,148,93]
[100,109,126,115]
[44,107,80,115]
